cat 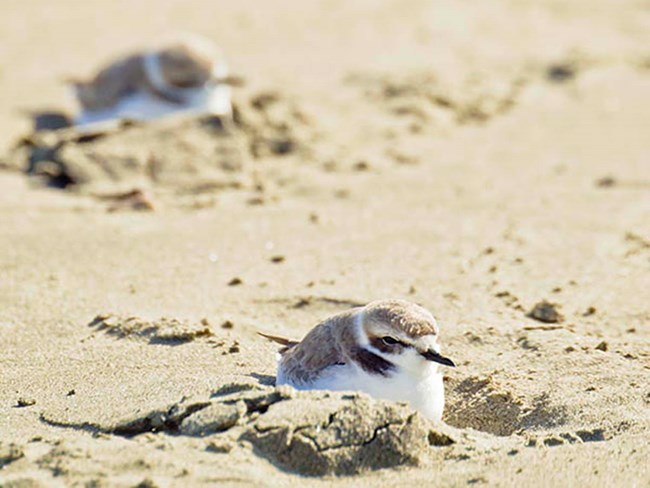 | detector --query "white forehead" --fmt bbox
[414,334,440,351]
